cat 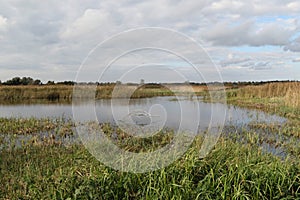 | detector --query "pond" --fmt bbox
[0,96,285,129]
[0,96,292,157]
